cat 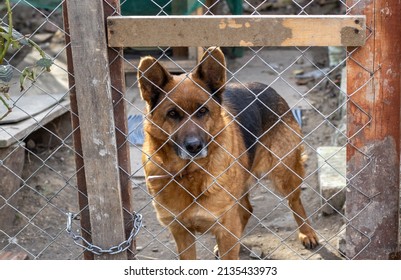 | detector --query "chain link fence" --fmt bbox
[0,0,399,260]
[0,0,78,259]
